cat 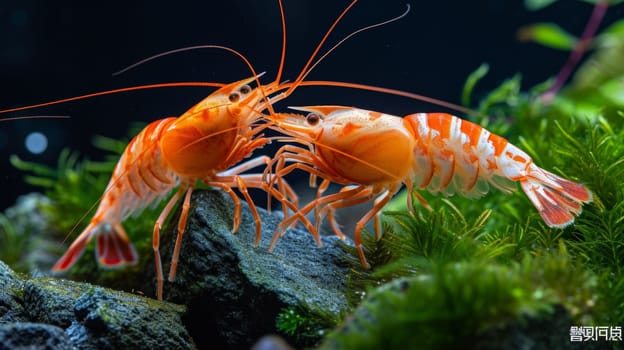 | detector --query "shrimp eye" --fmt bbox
[306,112,322,126]
[228,91,241,103]
[239,84,252,95]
